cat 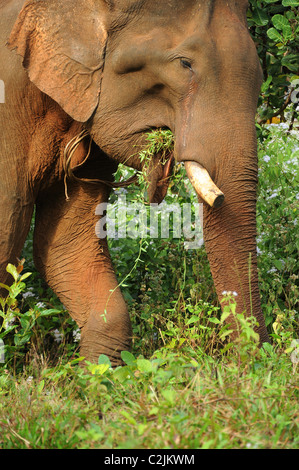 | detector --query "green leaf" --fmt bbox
[220,310,231,323]
[121,350,136,366]
[14,332,31,346]
[20,272,32,282]
[38,308,61,317]
[20,317,31,330]
[261,75,273,92]
[282,0,299,6]
[137,358,153,373]
[6,264,19,282]
[0,282,10,292]
[120,410,137,425]
[98,354,111,367]
[186,315,200,325]
[282,25,293,40]
[37,379,45,394]
[286,10,296,20]
[161,388,176,405]
[89,362,110,375]
[9,283,25,299]
[252,8,269,26]
[219,329,234,340]
[267,28,283,43]
[97,363,110,375]
[272,14,290,31]
[149,406,159,416]
[113,366,131,383]
[272,259,284,270]
[281,54,299,72]
[1,325,15,336]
